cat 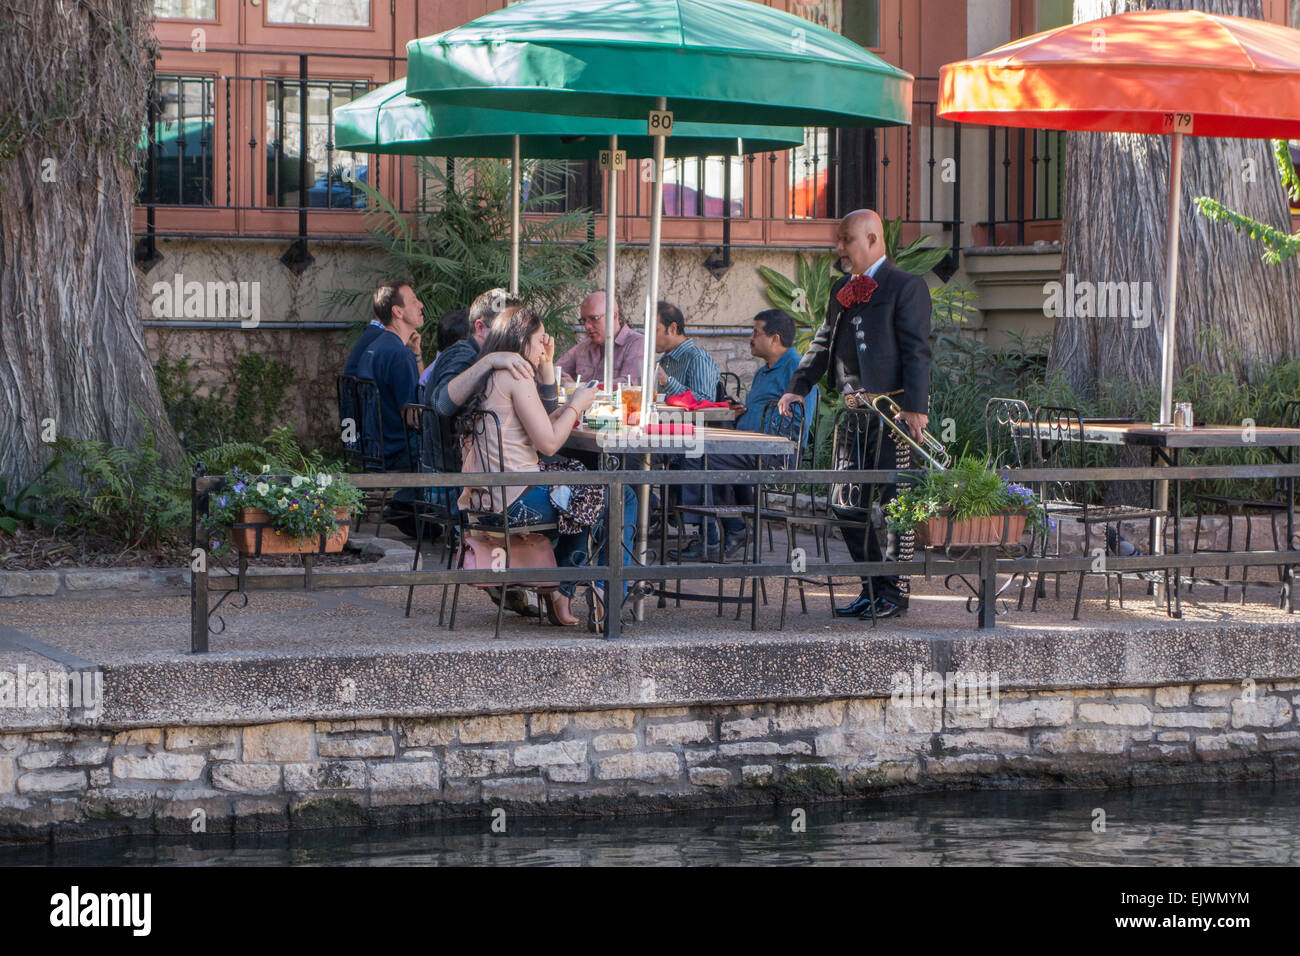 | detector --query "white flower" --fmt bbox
[291,475,304,488]
[277,497,289,509]
[256,482,270,495]
[316,474,333,488]
[261,465,271,473]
